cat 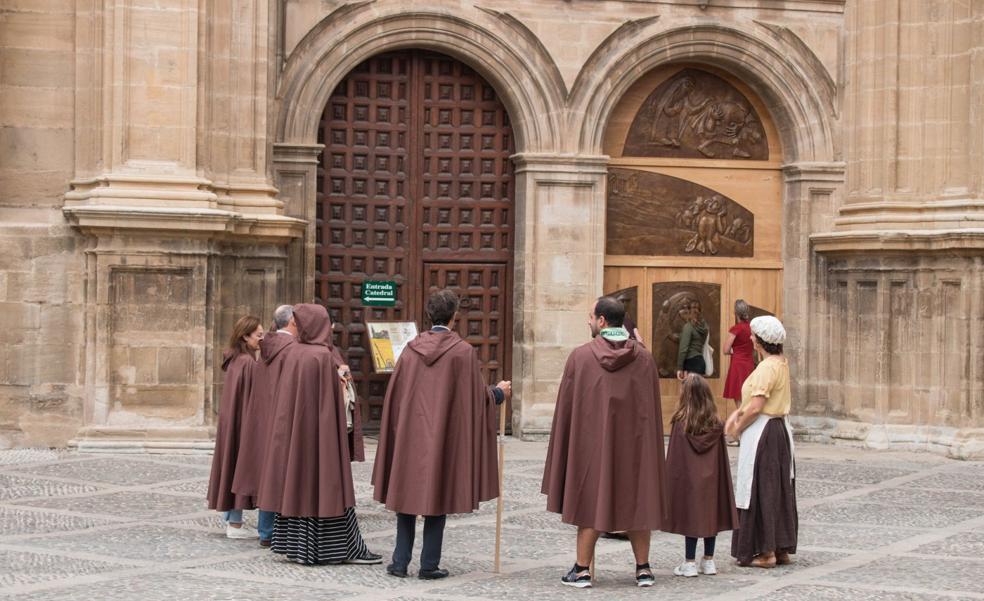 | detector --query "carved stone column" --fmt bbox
[510,154,608,438]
